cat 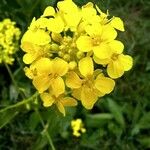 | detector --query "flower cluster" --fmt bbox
[71,118,86,137]
[21,0,133,115]
[0,18,21,64]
